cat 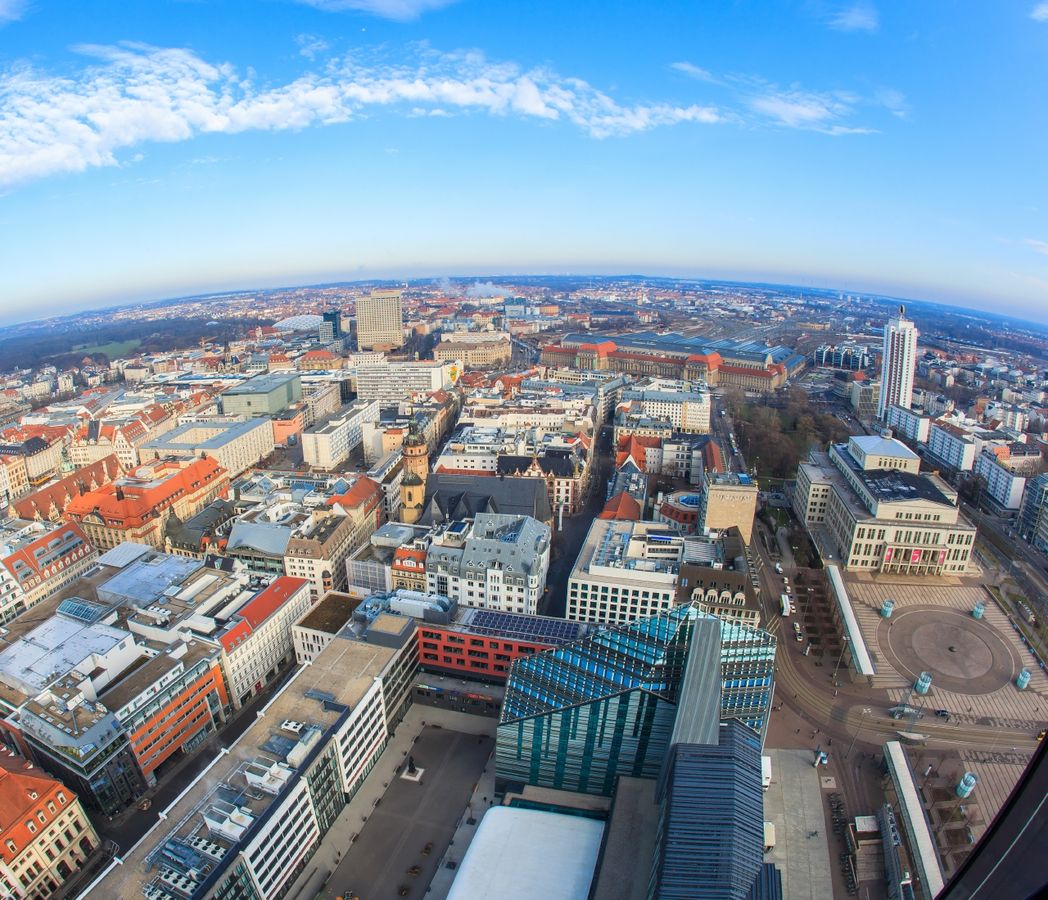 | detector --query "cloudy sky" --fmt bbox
[1,1,1046,323]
